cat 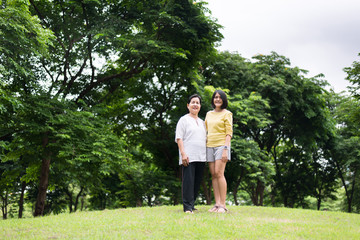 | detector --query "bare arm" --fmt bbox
[177,138,189,166]
[221,134,232,162]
